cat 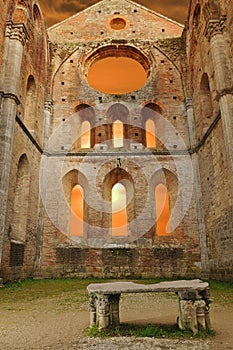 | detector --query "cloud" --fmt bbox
[39,0,189,27]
